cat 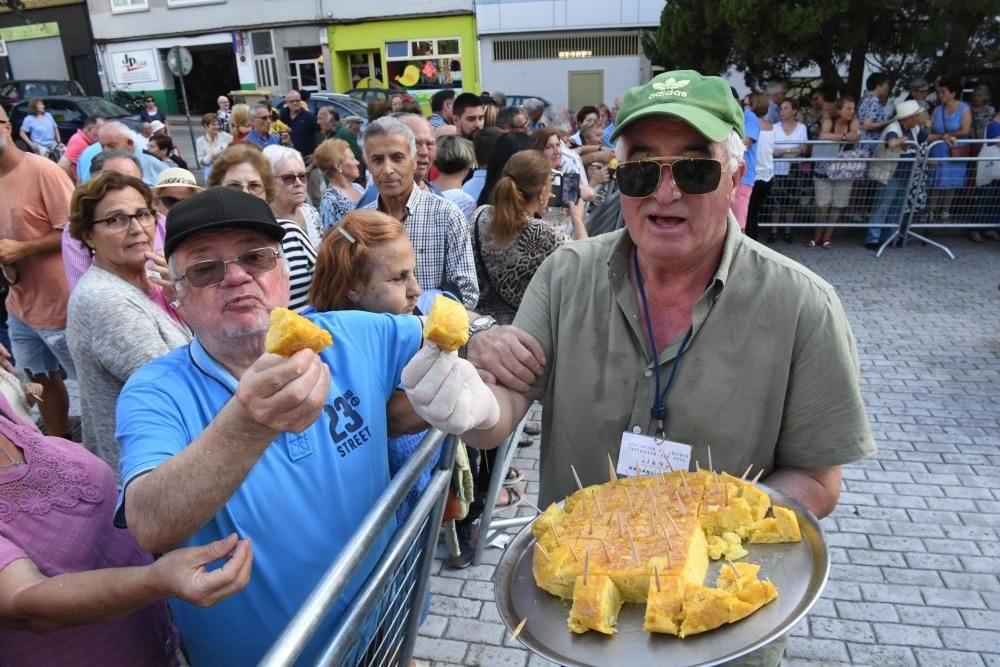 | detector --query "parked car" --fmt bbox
[8,96,140,148]
[271,92,369,122]
[0,79,87,112]
[503,94,551,109]
[344,88,415,106]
